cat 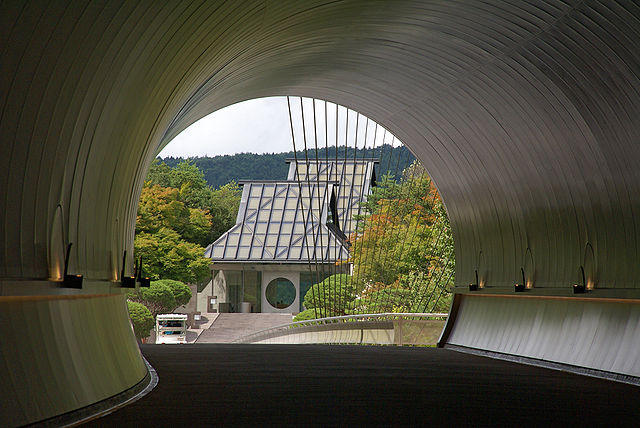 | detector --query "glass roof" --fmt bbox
[206,181,350,263]
[286,159,377,238]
